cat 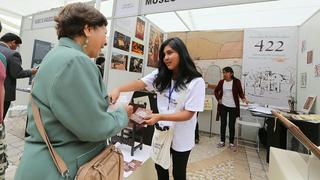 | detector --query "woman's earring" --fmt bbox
[83,38,88,48]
